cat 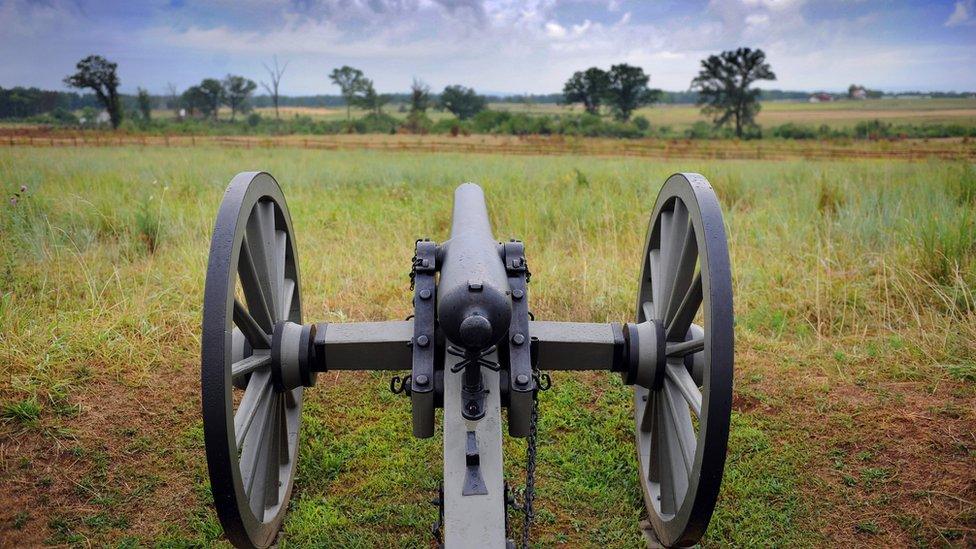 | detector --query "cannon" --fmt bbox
[201,172,733,548]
